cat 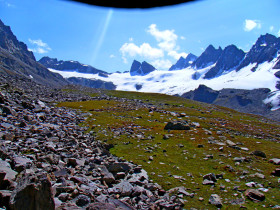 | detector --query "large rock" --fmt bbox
[269,158,280,165]
[108,180,133,196]
[209,194,222,208]
[0,159,17,190]
[164,121,190,130]
[9,172,55,210]
[11,156,33,173]
[245,189,265,202]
